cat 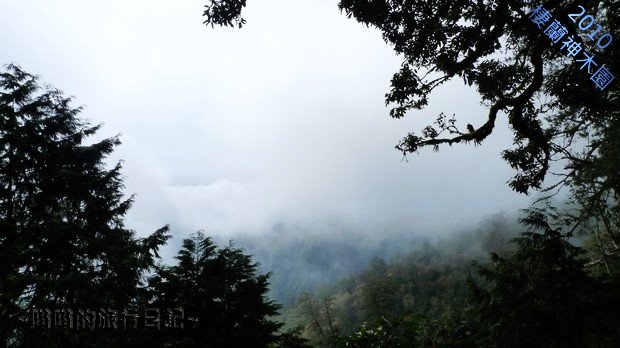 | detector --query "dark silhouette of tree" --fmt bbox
[467,212,620,346]
[203,0,620,310]
[340,316,423,348]
[0,63,170,346]
[202,0,619,196]
[275,326,312,348]
[145,231,283,347]
[203,0,247,28]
